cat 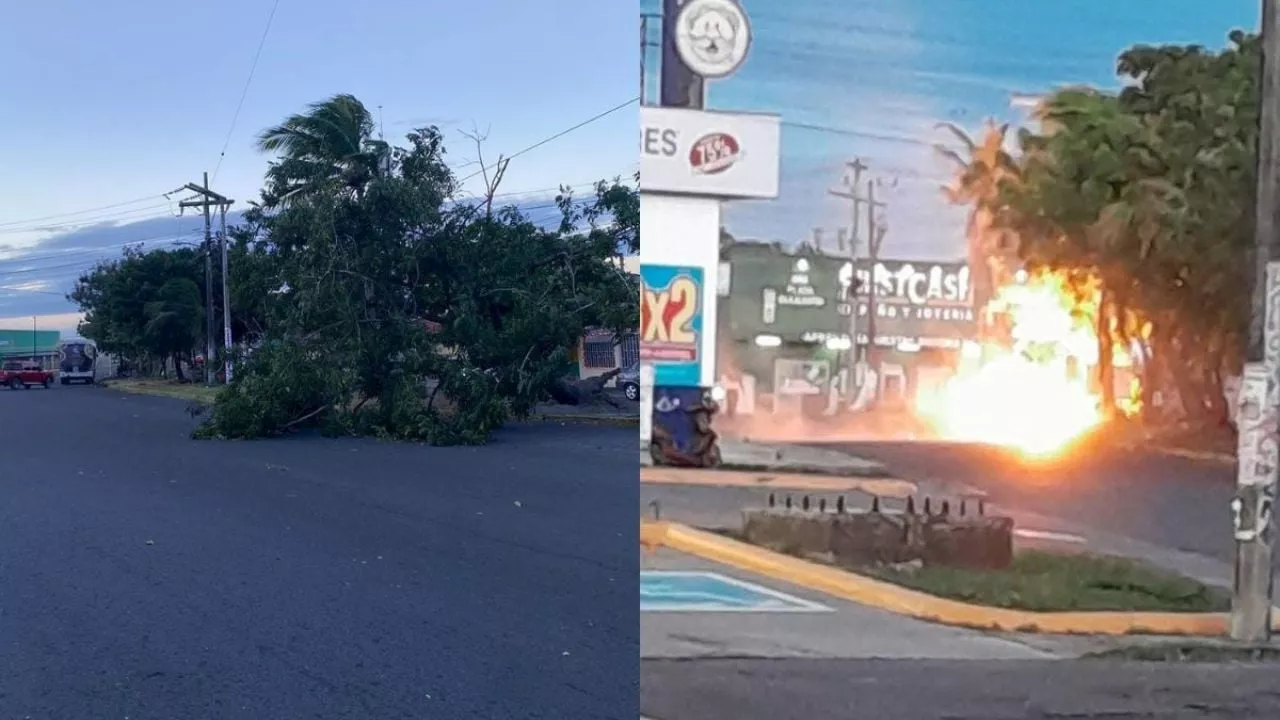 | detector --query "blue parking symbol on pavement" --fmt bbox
[640,571,832,612]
